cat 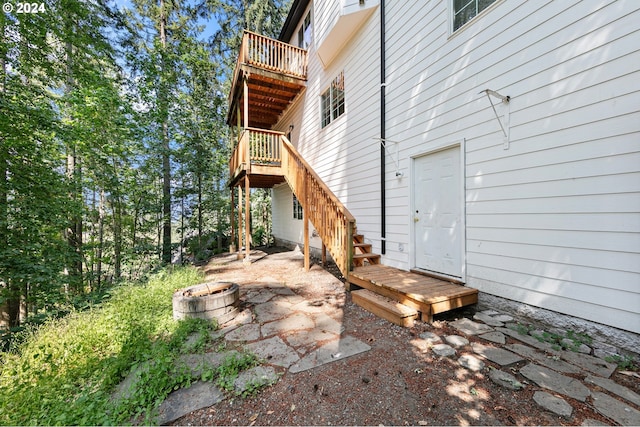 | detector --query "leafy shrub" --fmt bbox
[0,267,207,425]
